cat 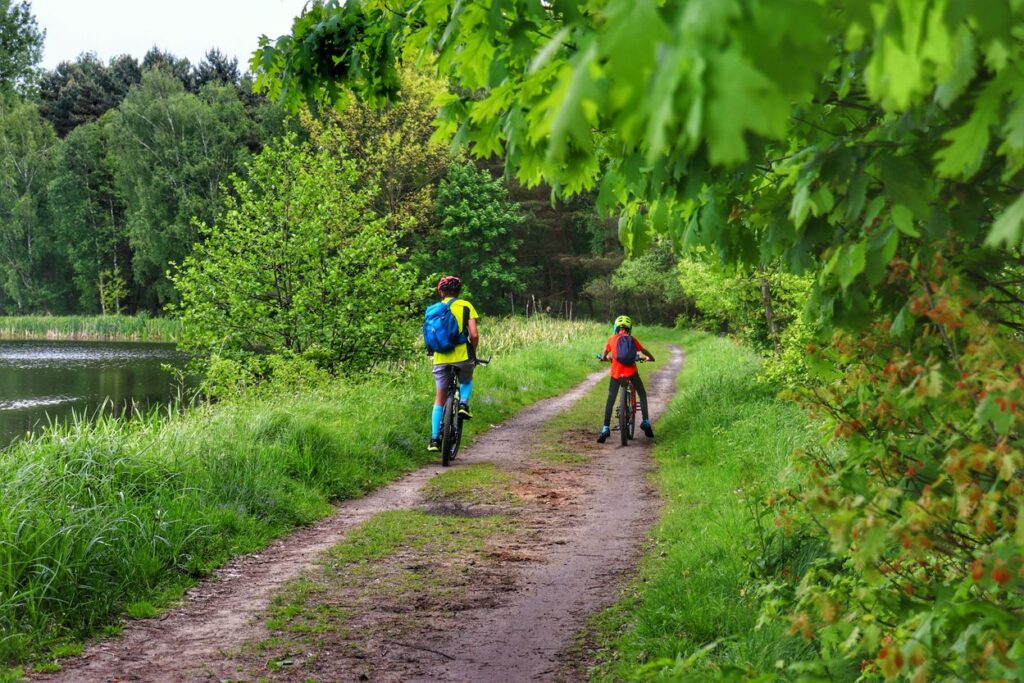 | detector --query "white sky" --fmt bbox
[34,0,308,71]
